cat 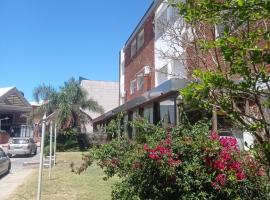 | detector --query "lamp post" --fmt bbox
[0,117,9,131]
